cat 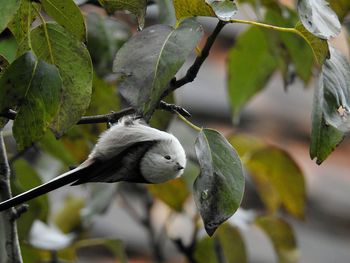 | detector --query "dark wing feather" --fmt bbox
[72,140,157,185]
